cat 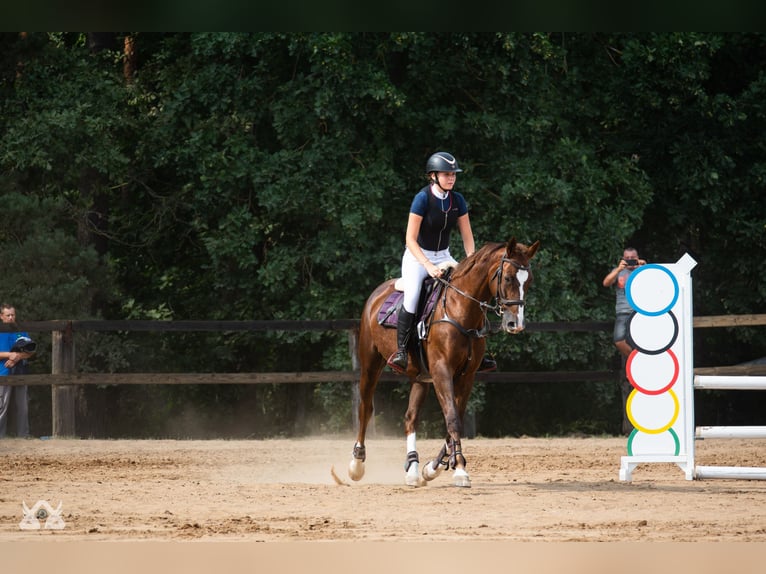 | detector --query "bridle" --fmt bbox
[492,257,531,315]
[432,254,531,337]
